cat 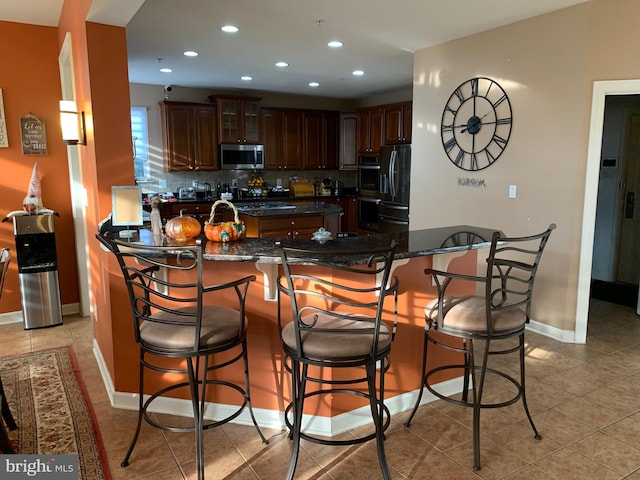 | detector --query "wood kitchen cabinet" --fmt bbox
[211,95,261,144]
[302,110,339,170]
[357,106,384,155]
[339,112,358,170]
[160,101,218,171]
[225,212,326,239]
[158,202,219,229]
[384,101,412,144]
[260,108,283,169]
[281,109,304,170]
